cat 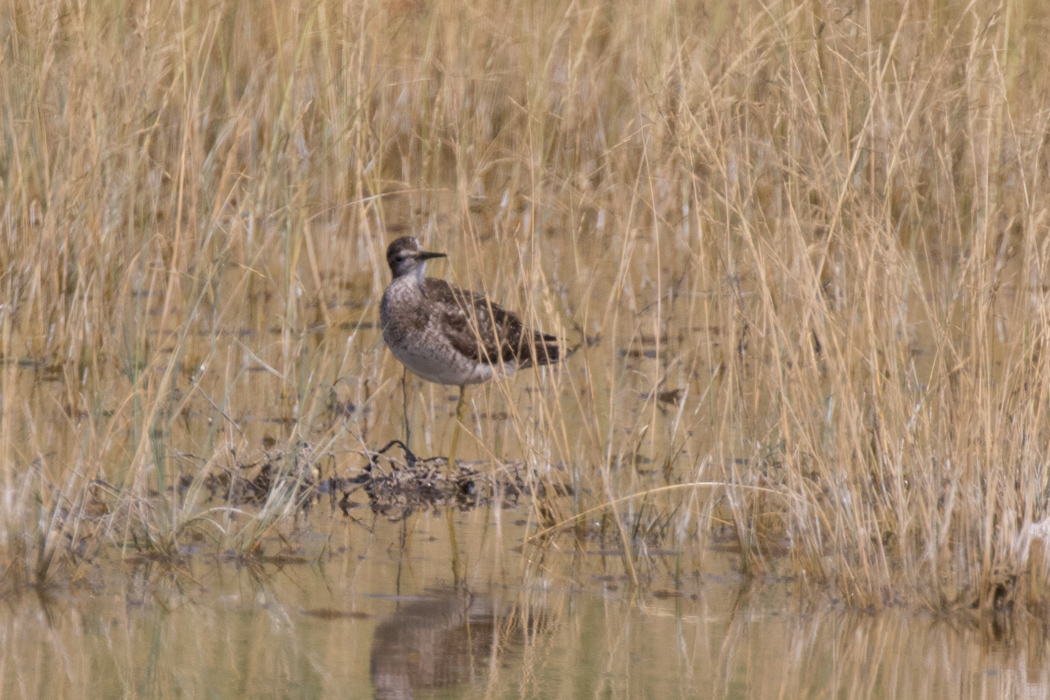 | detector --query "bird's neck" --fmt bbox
[390,265,428,295]
[391,263,426,284]
[412,263,426,284]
